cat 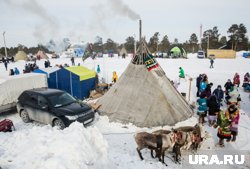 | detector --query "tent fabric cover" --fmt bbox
[170,47,181,55]
[97,63,193,127]
[65,66,96,81]
[55,66,96,99]
[36,50,49,59]
[33,67,60,89]
[15,51,27,61]
[0,73,47,106]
